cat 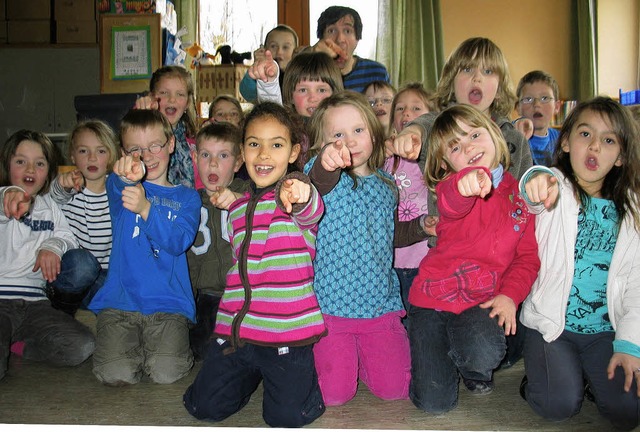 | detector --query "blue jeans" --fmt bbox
[523,327,639,431]
[184,339,325,427]
[408,305,506,414]
[395,267,418,313]
[50,249,104,308]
